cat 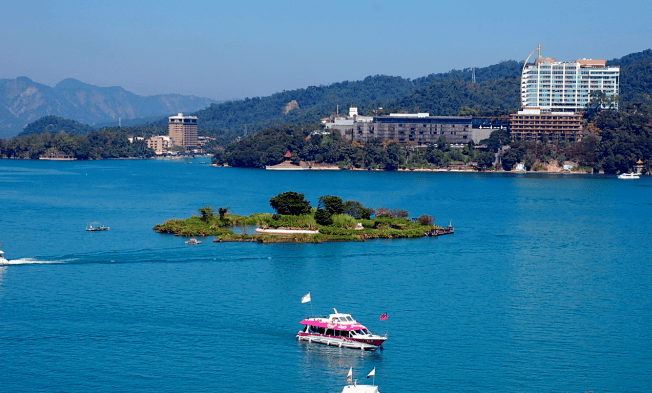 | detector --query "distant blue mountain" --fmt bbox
[0,77,217,139]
